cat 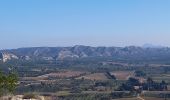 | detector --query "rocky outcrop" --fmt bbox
[0,52,18,62]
